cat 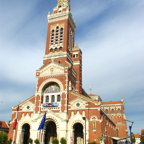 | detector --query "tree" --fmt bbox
[60,137,66,144]
[0,131,8,143]
[132,134,136,143]
[52,138,59,144]
[140,135,144,143]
